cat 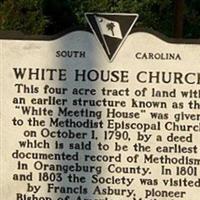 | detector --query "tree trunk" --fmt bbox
[174,0,185,38]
